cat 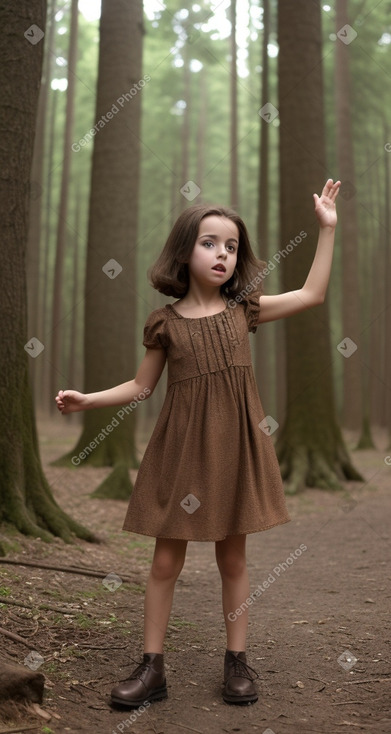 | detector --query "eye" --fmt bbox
[226,244,237,253]
[202,240,214,248]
